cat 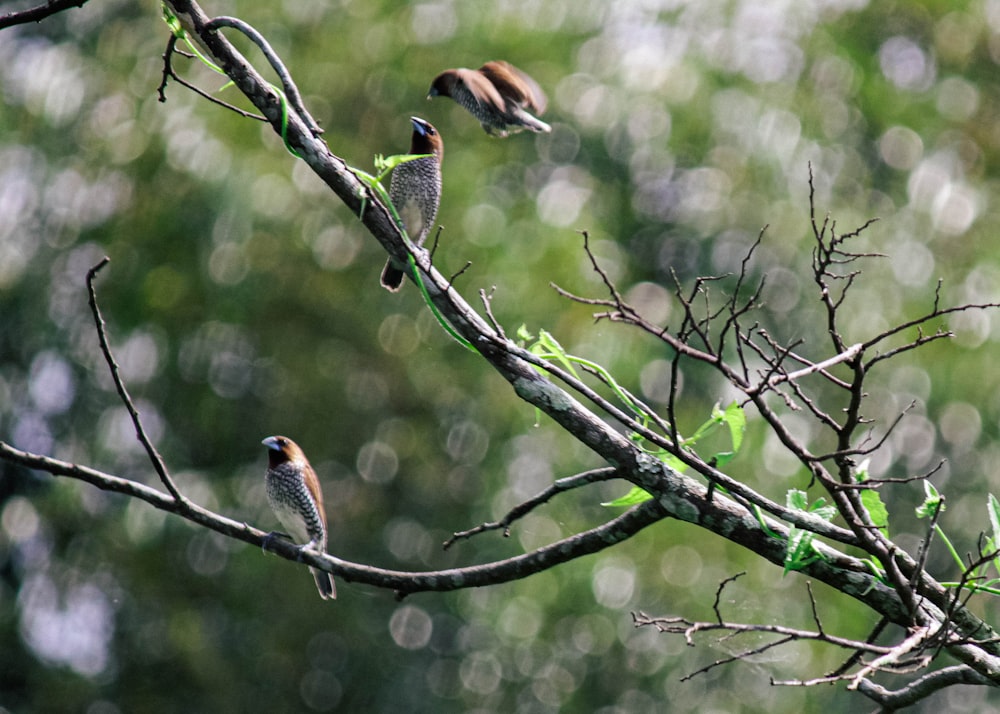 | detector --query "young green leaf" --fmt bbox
[781,490,835,574]
[602,486,653,507]
[722,401,746,452]
[987,494,1000,575]
[989,493,1000,545]
[853,458,888,534]
[860,490,889,536]
[787,489,809,511]
[916,480,944,519]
